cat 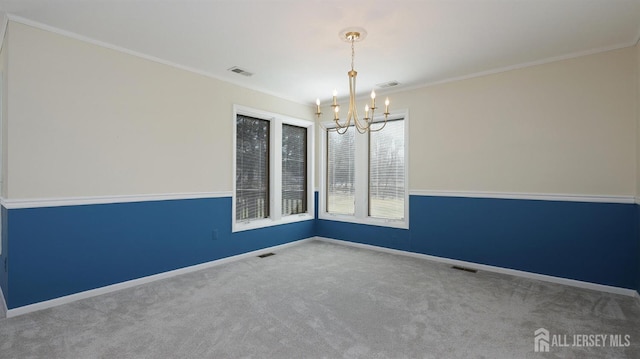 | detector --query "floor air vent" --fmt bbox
[257,252,275,258]
[452,265,477,273]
